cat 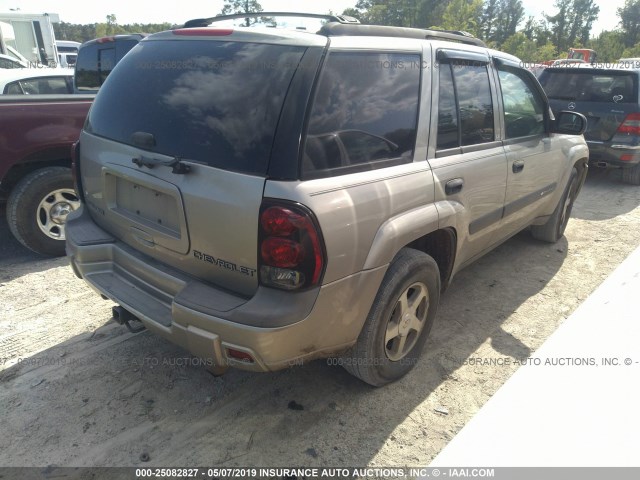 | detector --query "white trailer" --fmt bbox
[0,12,60,67]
